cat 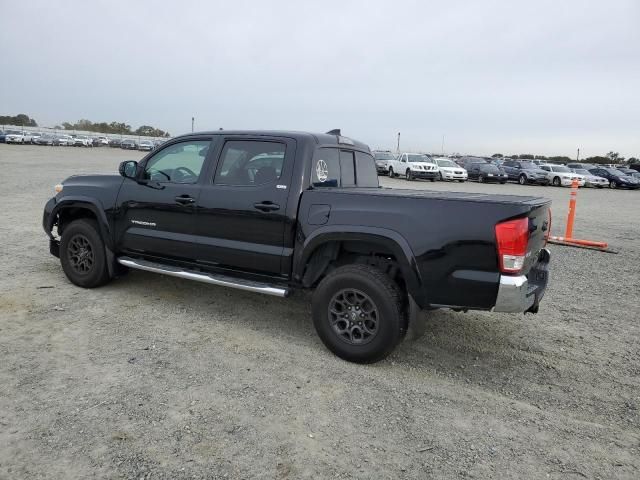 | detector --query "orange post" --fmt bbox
[565,178,579,238]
